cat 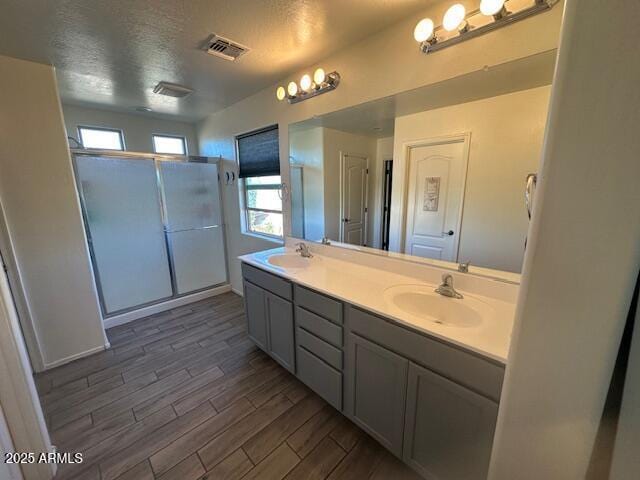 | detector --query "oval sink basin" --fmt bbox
[267,254,311,269]
[383,284,490,328]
